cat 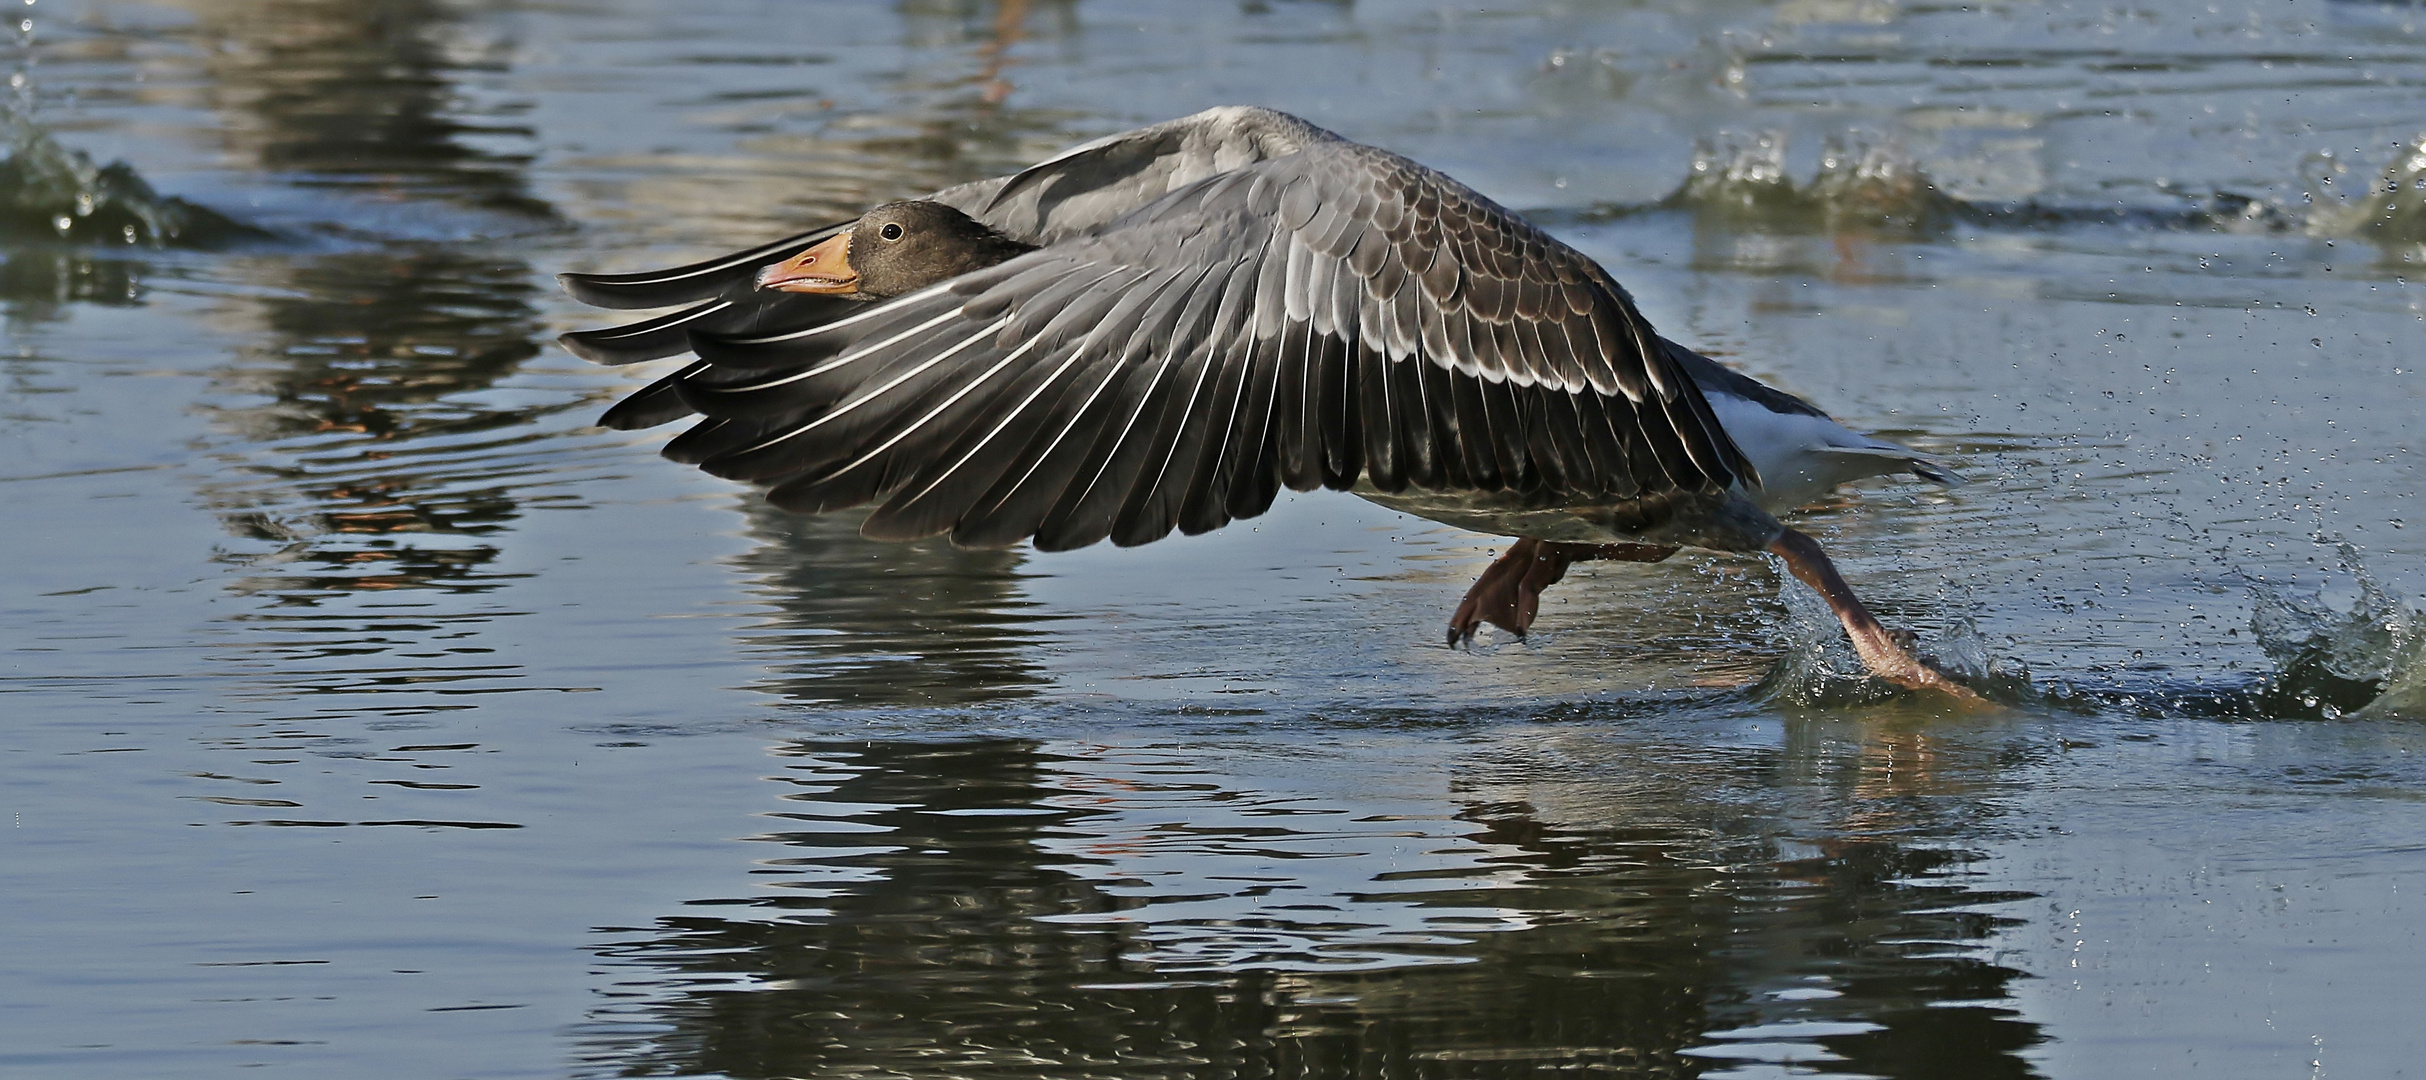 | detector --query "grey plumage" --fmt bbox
[562,106,1772,552]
